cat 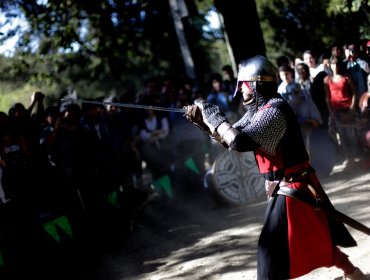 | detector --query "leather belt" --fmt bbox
[284,166,314,182]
